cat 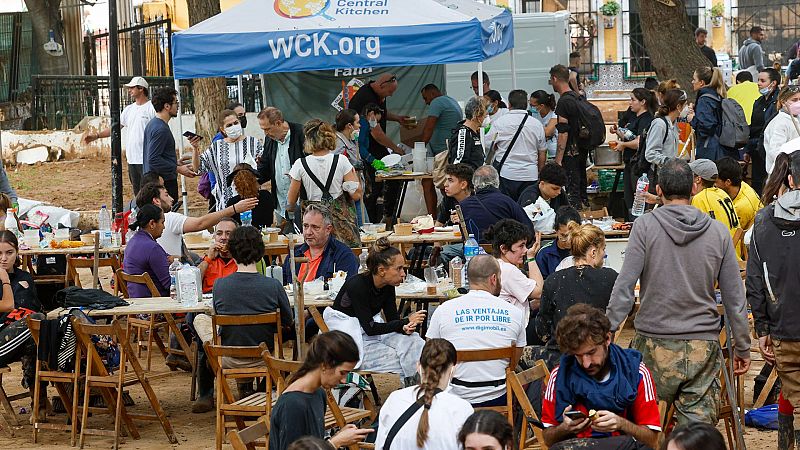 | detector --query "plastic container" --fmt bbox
[176,264,202,306]
[359,248,369,273]
[4,209,19,238]
[450,257,463,288]
[632,173,650,217]
[412,142,427,172]
[240,210,253,227]
[97,205,112,247]
[463,234,479,288]
[169,259,182,300]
